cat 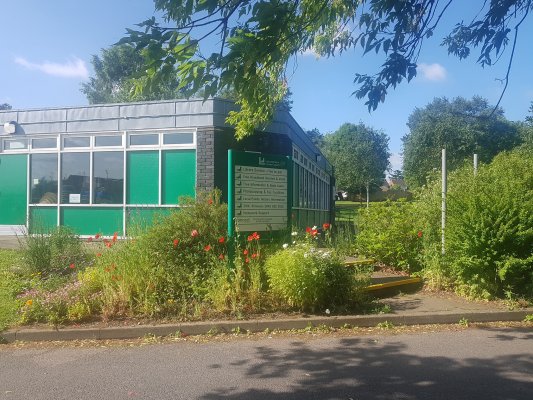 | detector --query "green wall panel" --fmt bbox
[0,154,27,225]
[61,207,123,236]
[127,151,159,204]
[126,207,172,234]
[162,150,196,204]
[29,207,57,234]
